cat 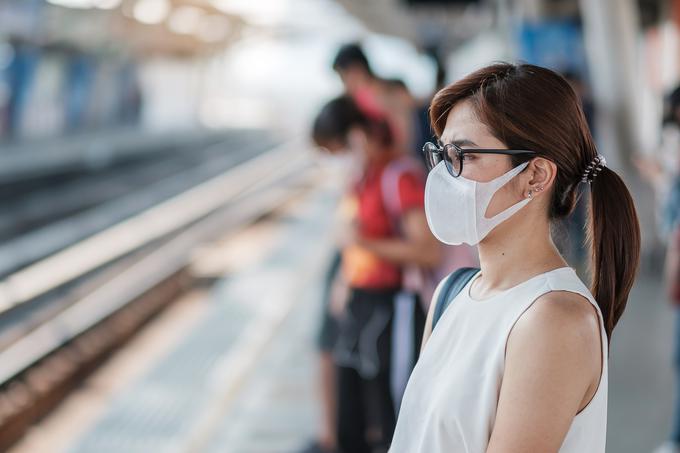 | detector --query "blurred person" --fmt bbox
[562,69,596,133]
[390,63,640,453]
[299,44,411,453]
[382,77,430,169]
[637,86,680,241]
[382,78,413,114]
[411,45,448,170]
[300,44,442,453]
[381,75,479,292]
[311,95,440,453]
[300,162,359,453]
[332,43,414,155]
[301,44,391,453]
[643,85,680,453]
[659,221,680,453]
